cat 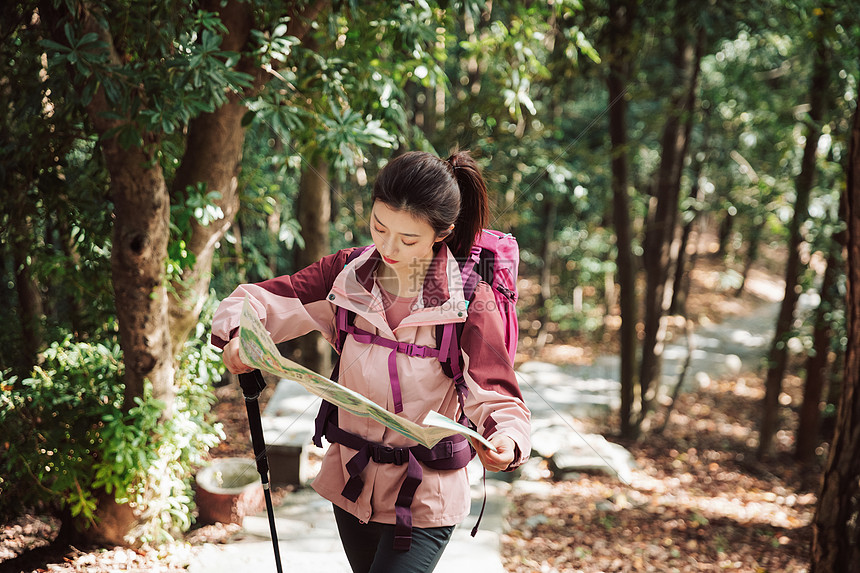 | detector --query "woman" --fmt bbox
[211,150,531,573]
